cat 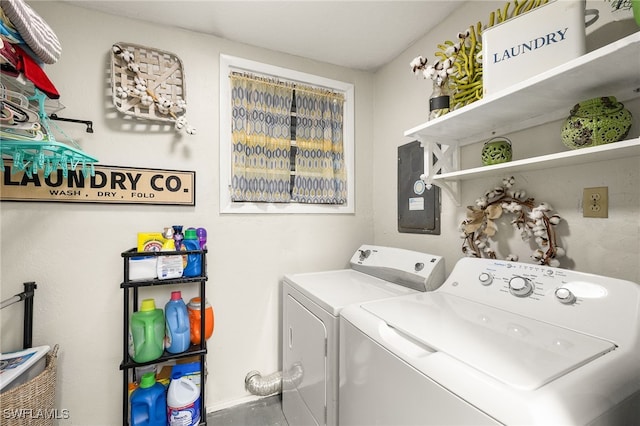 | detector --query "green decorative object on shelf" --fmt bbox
[481,137,512,166]
[561,96,632,149]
